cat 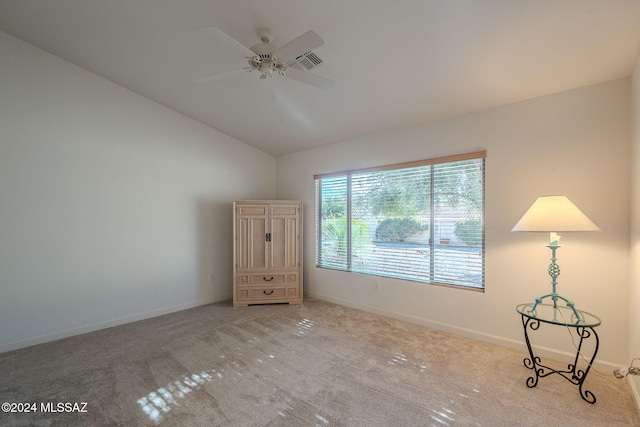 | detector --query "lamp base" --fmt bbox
[529,293,584,322]
[527,241,584,322]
